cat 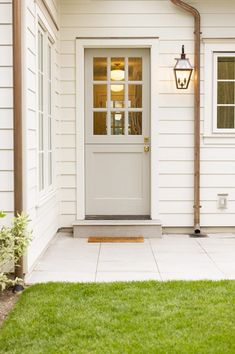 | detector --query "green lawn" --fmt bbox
[1,281,235,353]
